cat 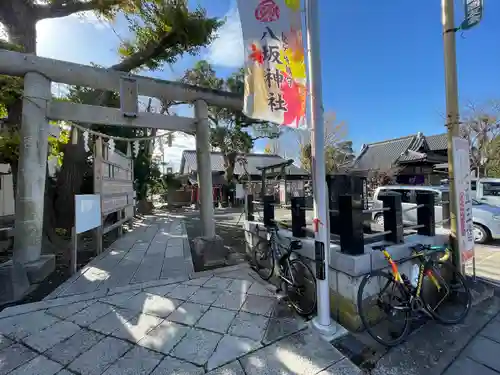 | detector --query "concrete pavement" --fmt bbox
[46,213,194,299]
[466,242,500,286]
[0,212,360,375]
[0,265,360,375]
